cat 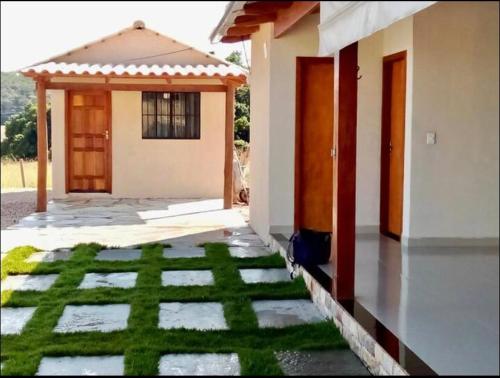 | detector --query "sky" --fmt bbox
[1,1,250,72]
